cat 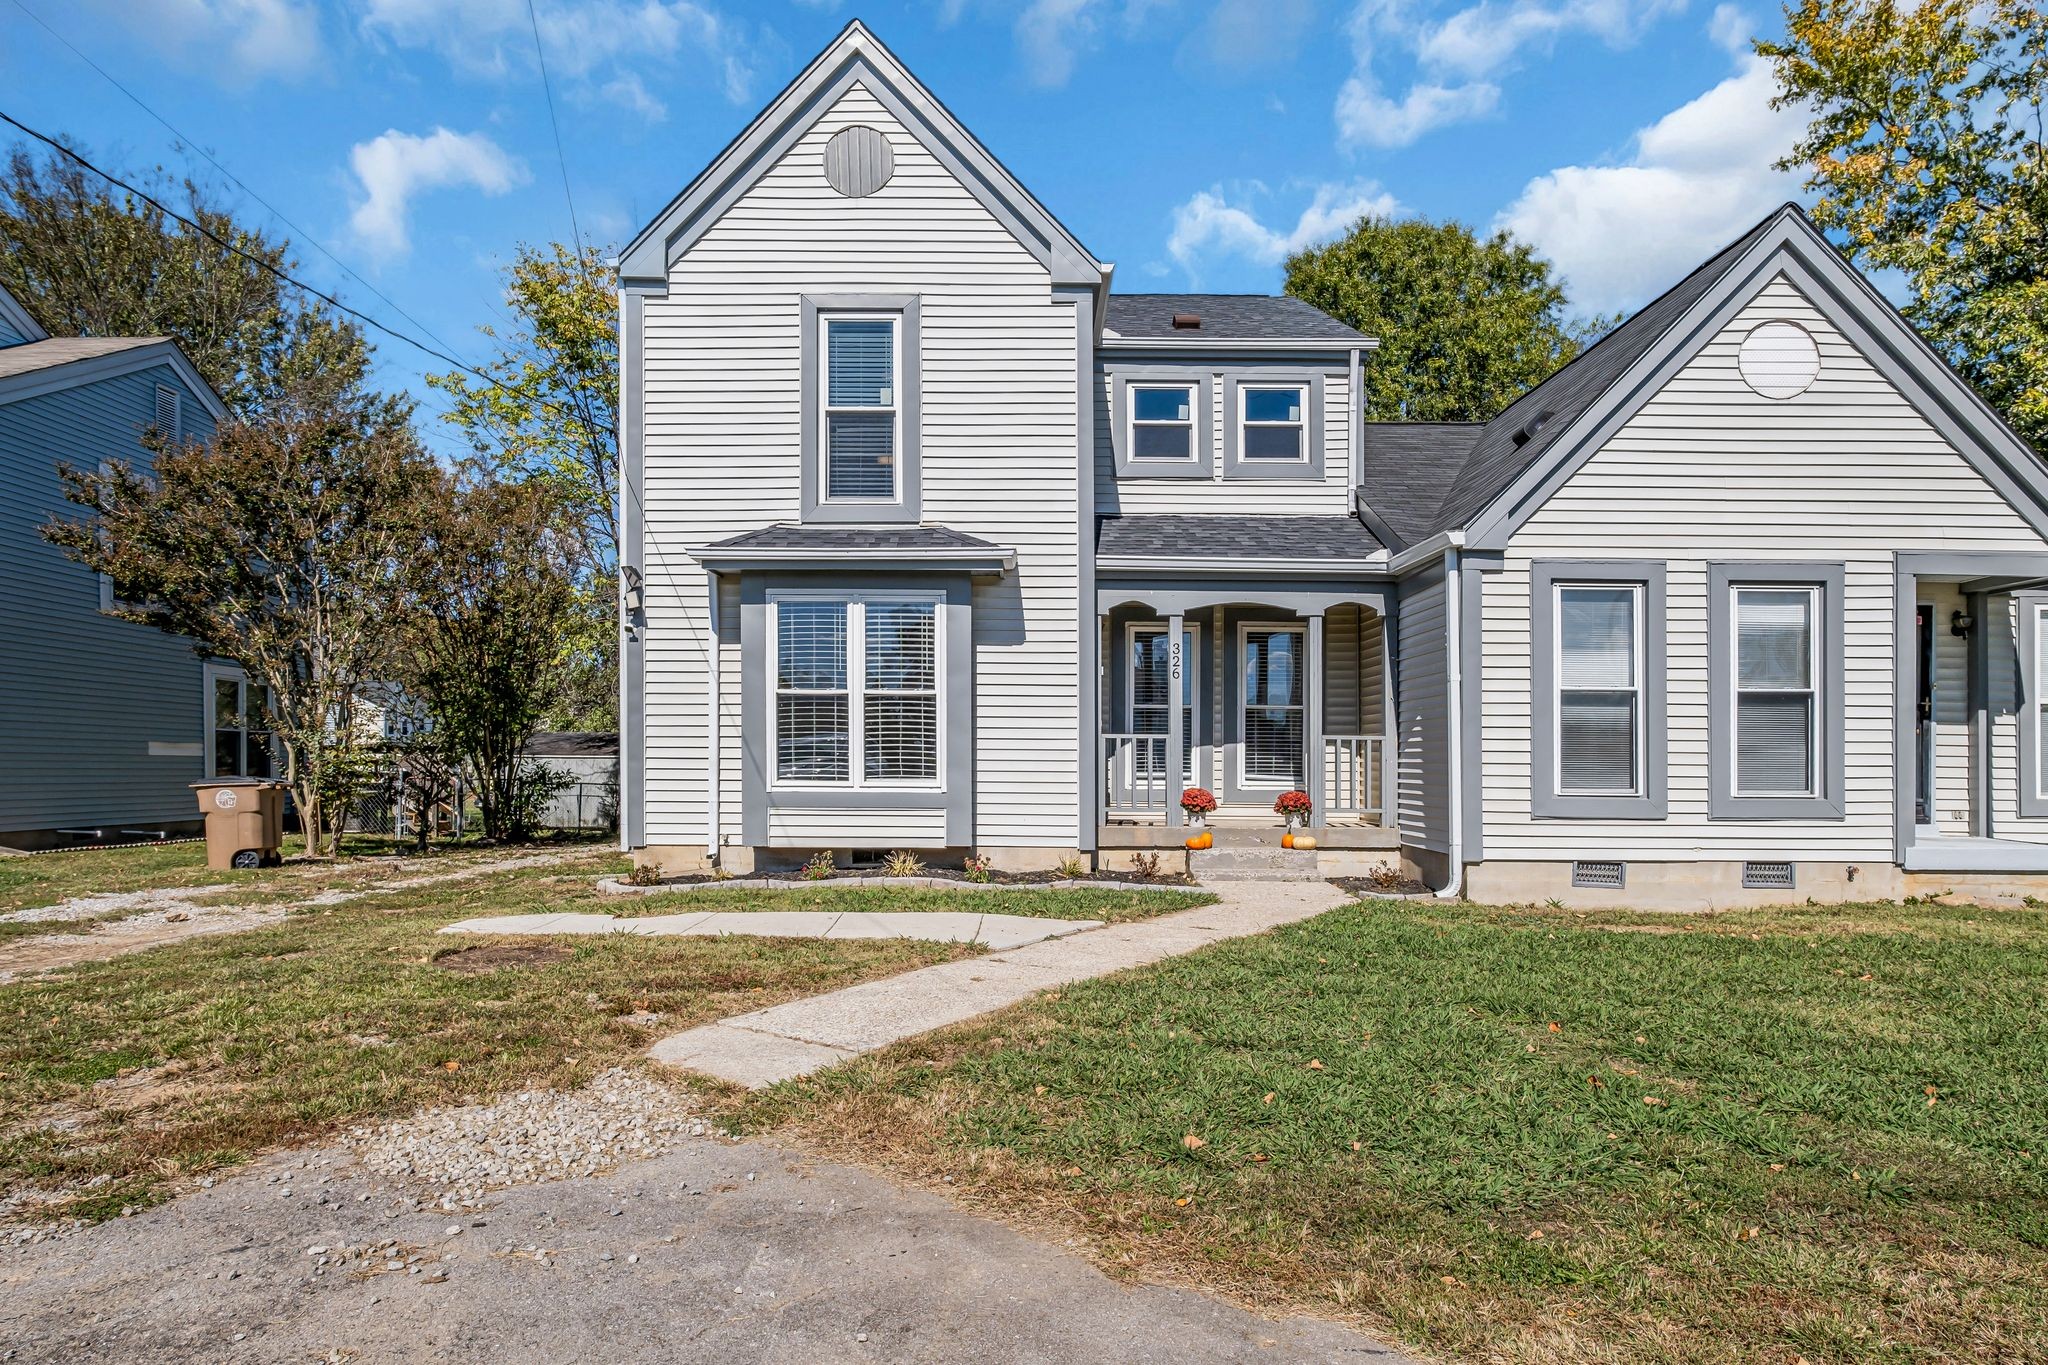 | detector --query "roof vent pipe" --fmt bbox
[1171,313,1202,329]
[1511,409,1555,446]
